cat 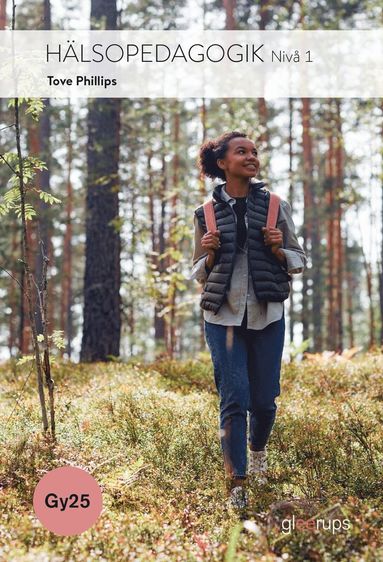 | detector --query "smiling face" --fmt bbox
[217,137,260,180]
